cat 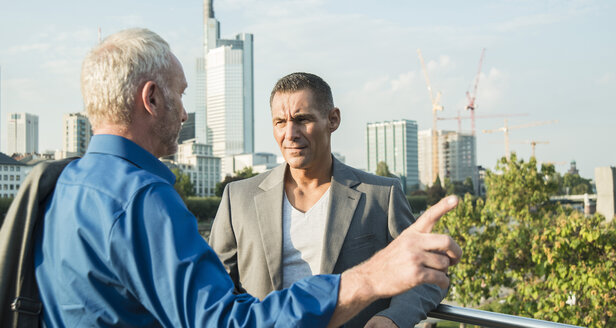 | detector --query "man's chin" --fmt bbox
[285,157,309,169]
